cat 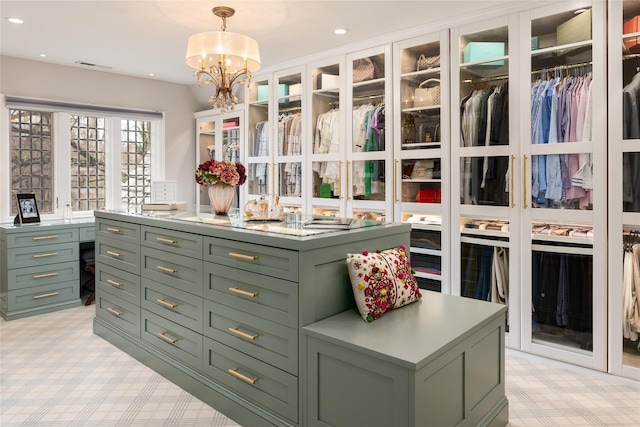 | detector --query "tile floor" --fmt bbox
[1,305,639,426]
